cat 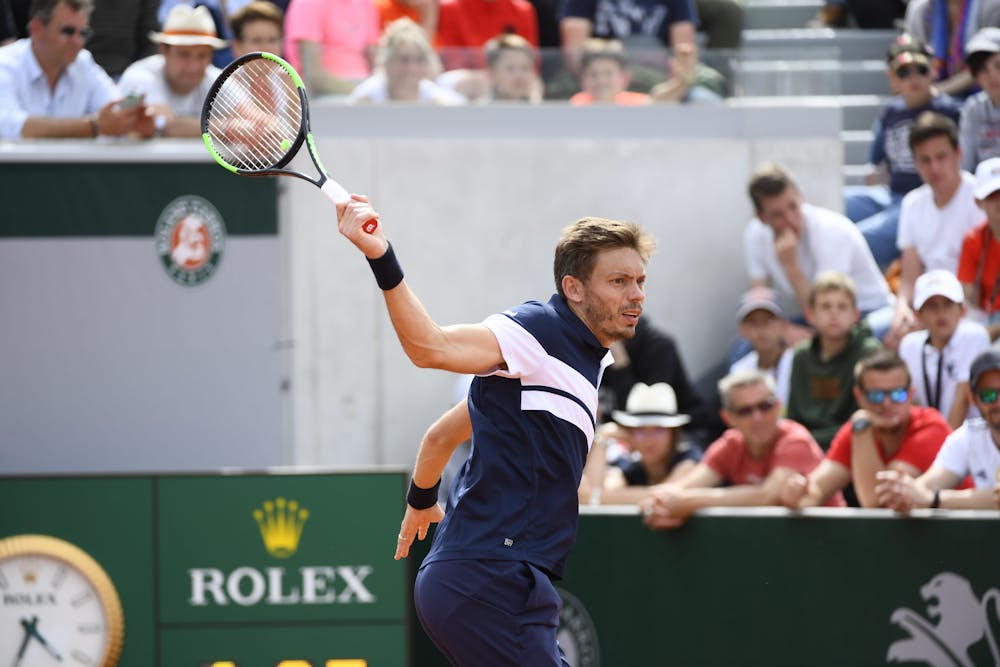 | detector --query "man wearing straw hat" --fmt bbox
[118,4,227,138]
